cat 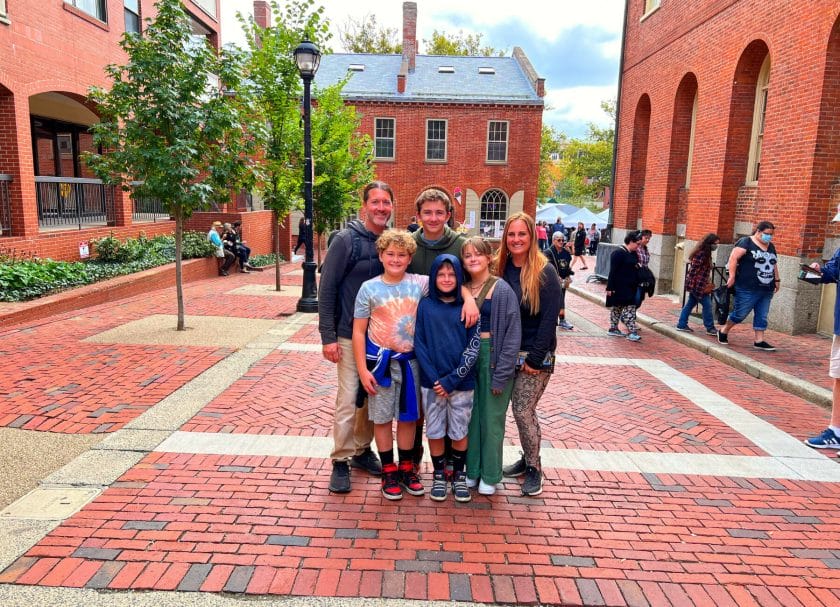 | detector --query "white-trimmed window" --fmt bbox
[0,0,8,19]
[487,120,508,163]
[374,118,395,160]
[191,0,217,19]
[426,119,447,162]
[644,0,660,13]
[124,0,140,34]
[685,91,698,188]
[65,0,107,22]
[746,55,771,184]
[479,189,508,238]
